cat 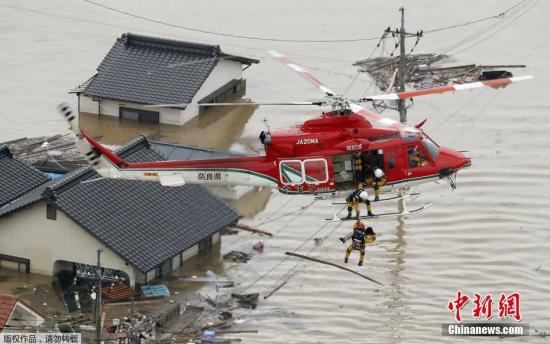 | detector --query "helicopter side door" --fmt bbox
[278,158,333,194]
